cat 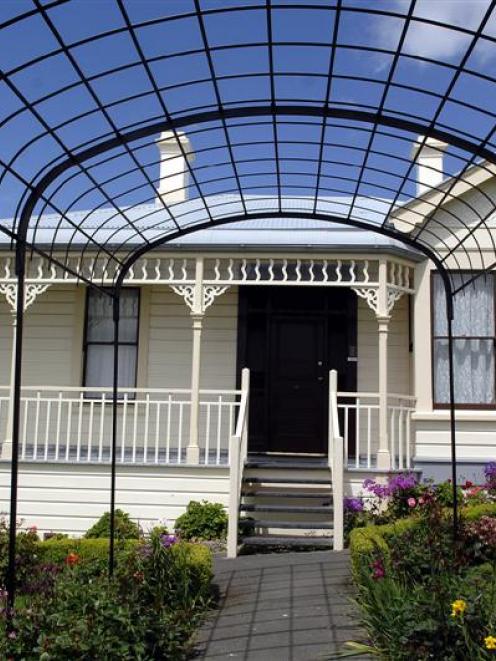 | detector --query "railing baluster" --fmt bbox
[121,393,128,462]
[166,395,171,464]
[406,408,411,469]
[55,392,62,461]
[44,399,51,461]
[355,399,360,468]
[76,392,83,462]
[205,403,211,466]
[98,394,105,463]
[216,396,222,465]
[144,393,150,463]
[155,401,160,464]
[390,407,395,470]
[178,402,183,464]
[87,400,94,462]
[132,399,138,463]
[34,391,40,460]
[367,407,371,468]
[21,399,28,460]
[399,407,404,470]
[66,400,72,461]
[344,406,349,466]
